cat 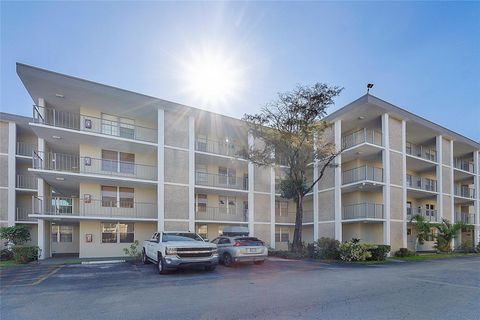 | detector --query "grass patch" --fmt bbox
[63,260,82,265]
[0,260,26,268]
[389,253,479,262]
